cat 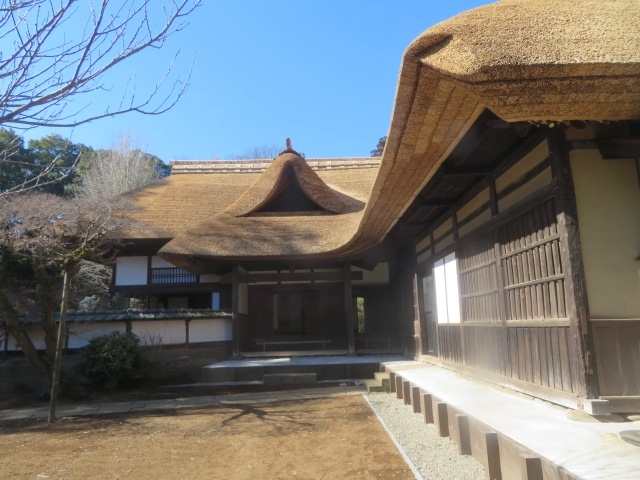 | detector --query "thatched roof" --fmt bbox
[119,154,379,270]
[123,0,640,269]
[330,0,640,258]
[158,151,378,272]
